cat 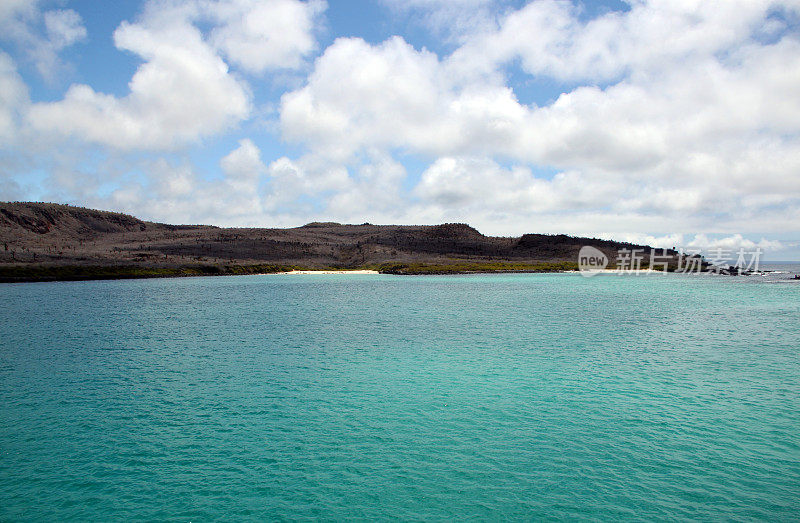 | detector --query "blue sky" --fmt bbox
[1,0,799,259]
